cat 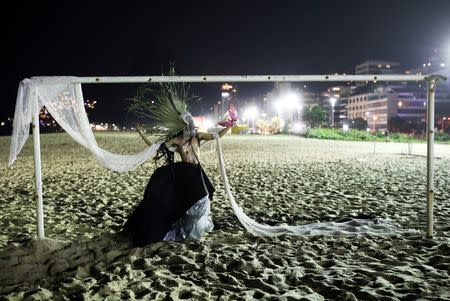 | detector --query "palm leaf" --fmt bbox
[129,79,200,142]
